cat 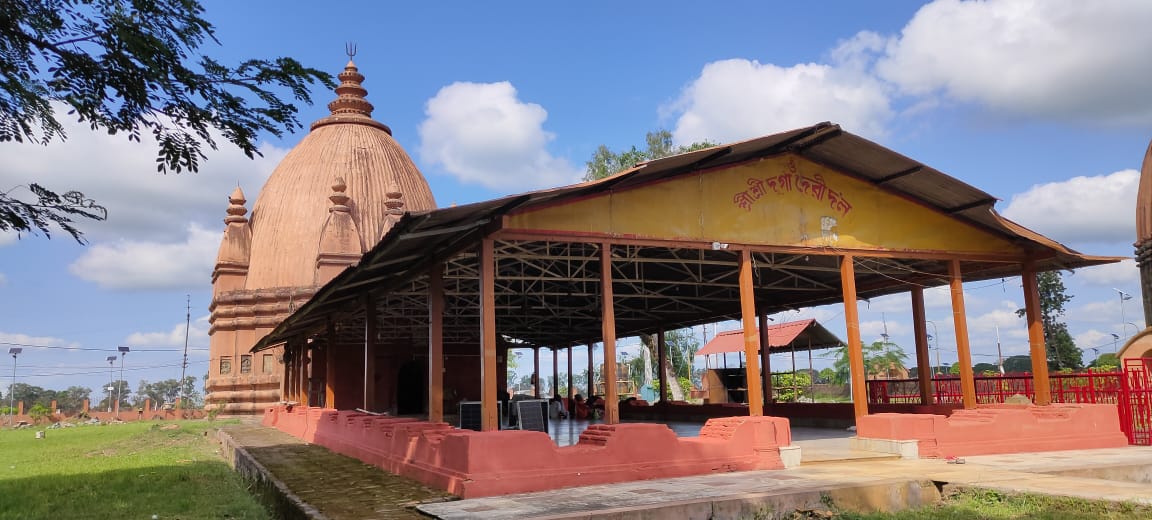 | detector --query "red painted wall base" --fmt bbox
[856,403,1129,458]
[262,405,792,498]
